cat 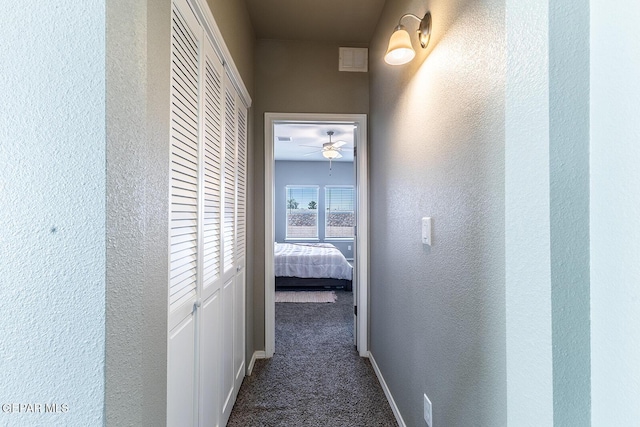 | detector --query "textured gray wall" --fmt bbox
[549,0,591,423]
[368,0,506,425]
[205,0,255,96]
[275,161,355,258]
[252,39,369,350]
[106,0,170,424]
